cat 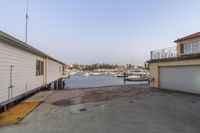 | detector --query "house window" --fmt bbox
[192,41,200,53]
[183,41,200,54]
[184,43,192,53]
[36,60,44,76]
